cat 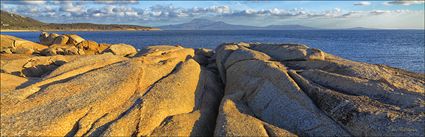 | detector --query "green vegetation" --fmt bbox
[0,10,158,31]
